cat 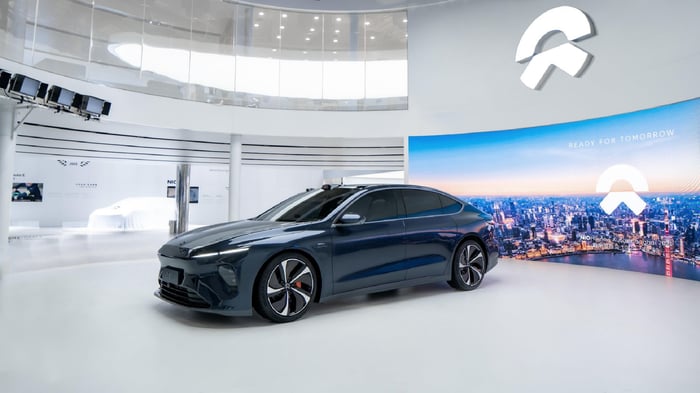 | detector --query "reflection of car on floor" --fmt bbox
[88,197,176,231]
[155,184,498,323]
